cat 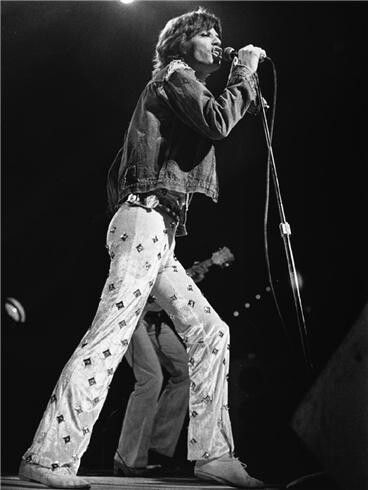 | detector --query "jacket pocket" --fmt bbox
[158,159,185,183]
